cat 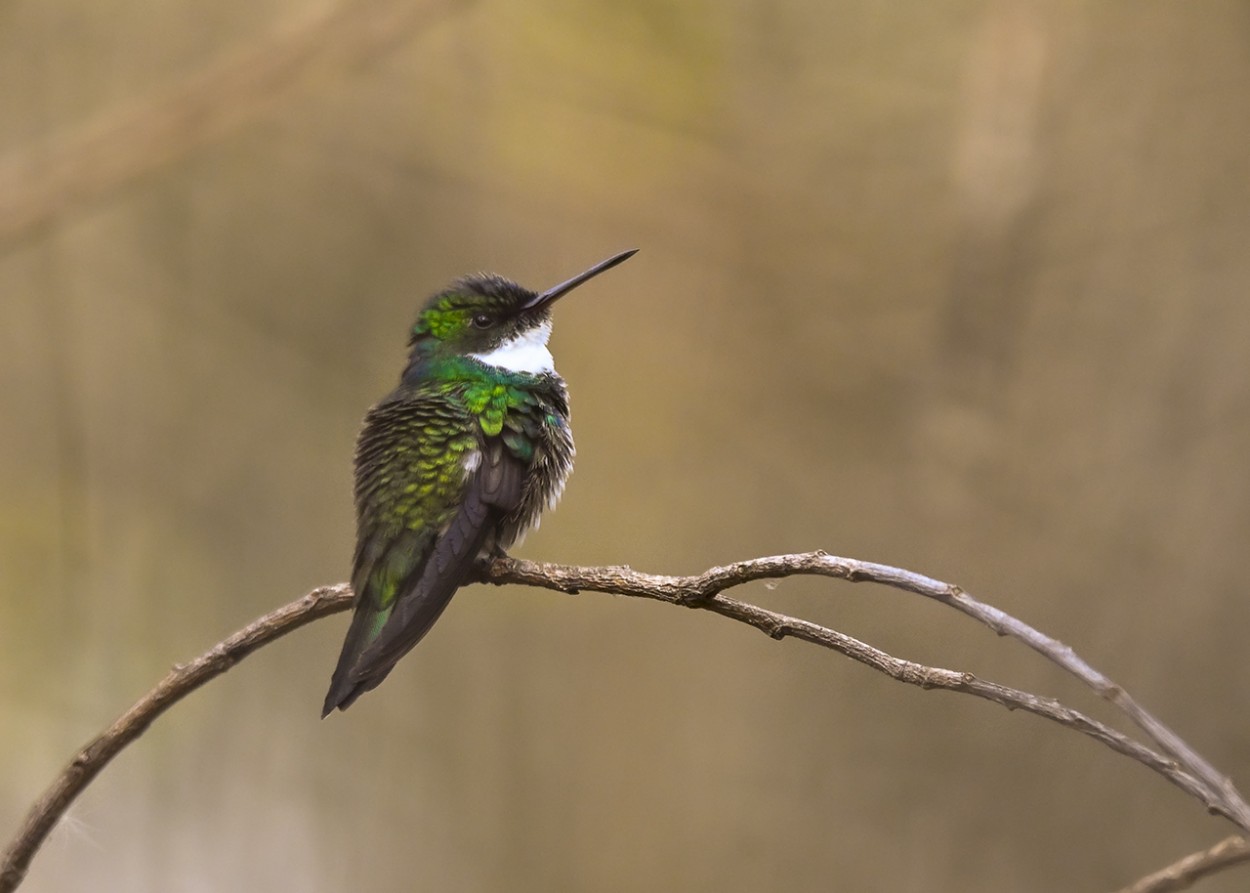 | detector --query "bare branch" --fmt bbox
[3,553,1247,892]
[932,582,1247,826]
[0,0,469,249]
[482,554,1250,828]
[0,585,351,893]
[1117,835,1250,893]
